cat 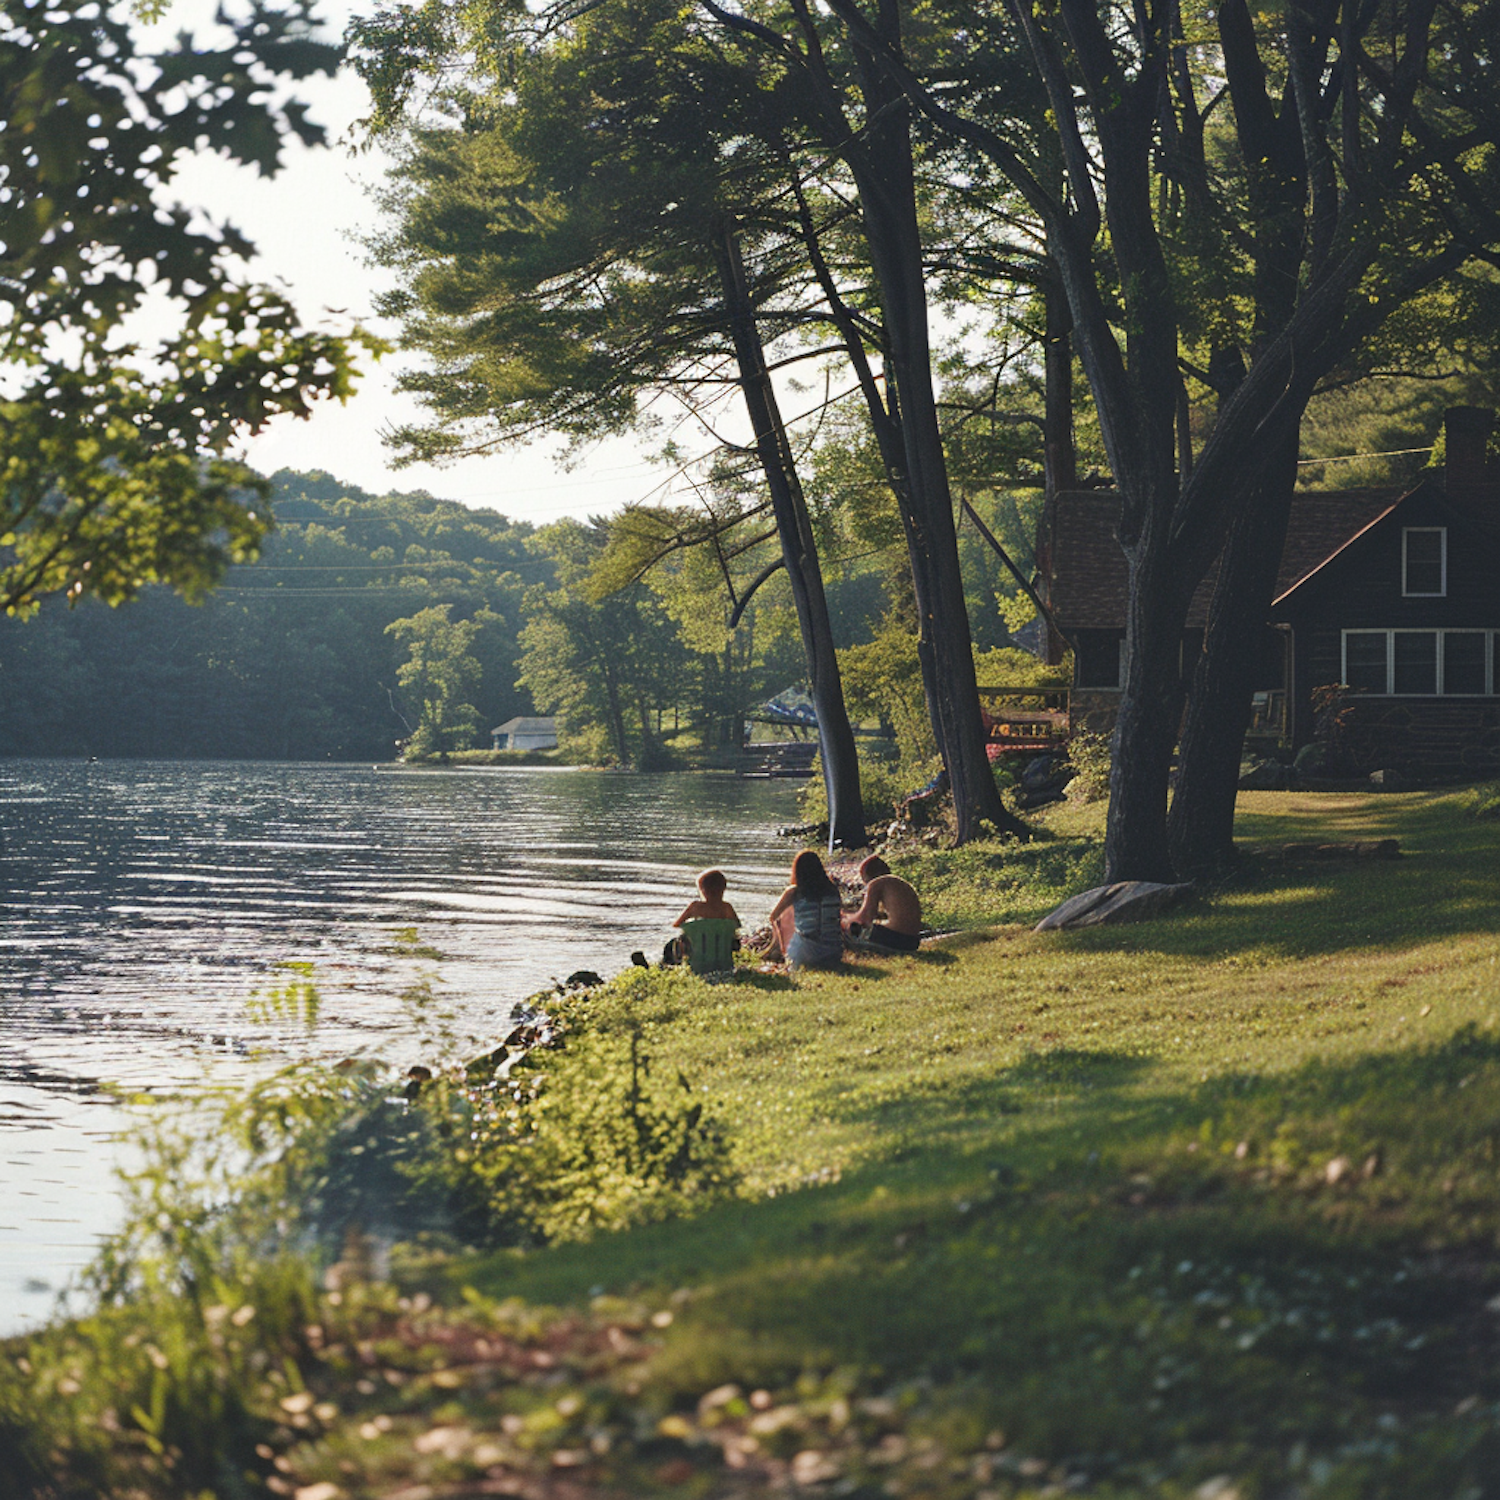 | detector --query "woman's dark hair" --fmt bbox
[790,849,835,897]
